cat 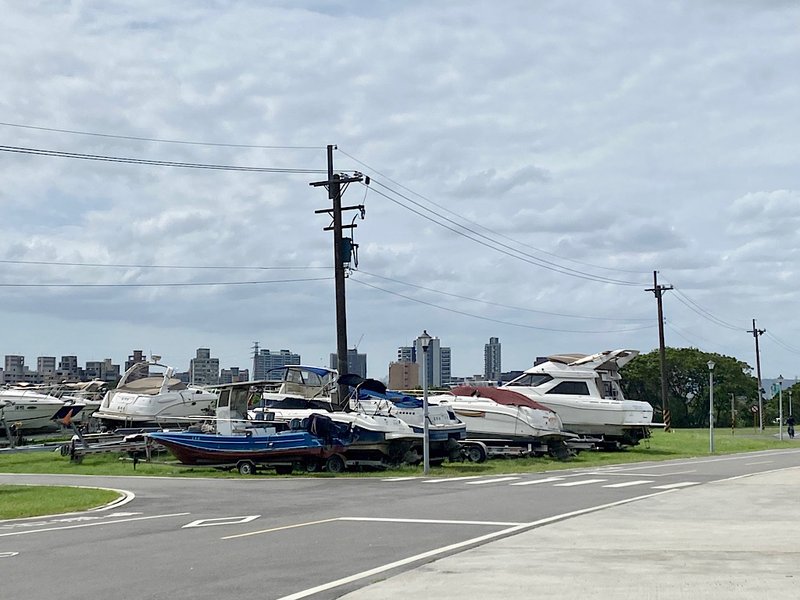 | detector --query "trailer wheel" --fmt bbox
[467,445,487,463]
[305,460,321,473]
[274,464,294,475]
[237,461,257,475]
[325,454,346,474]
